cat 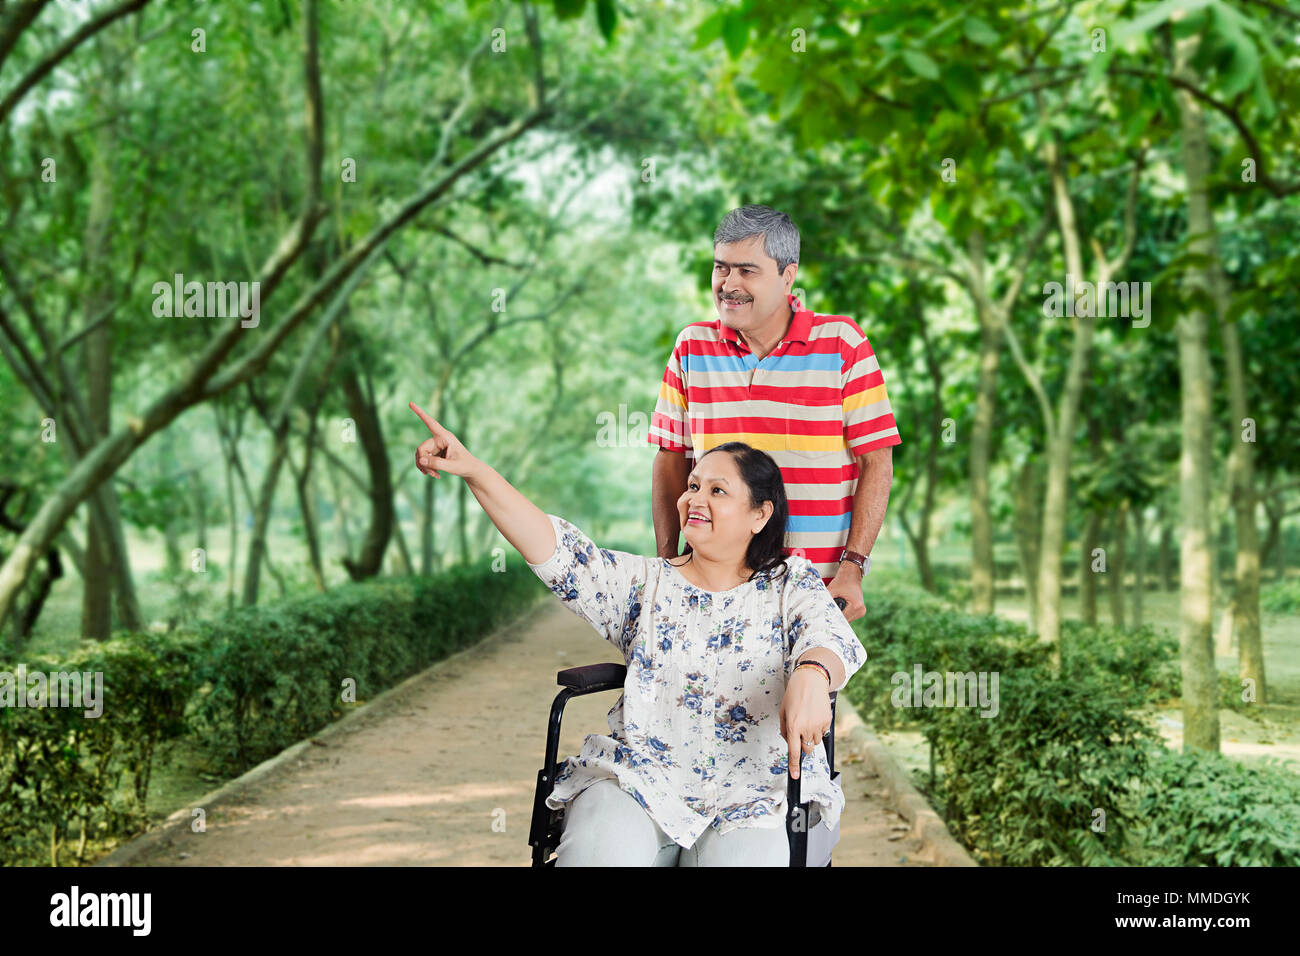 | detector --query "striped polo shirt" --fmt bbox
[648,293,902,586]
